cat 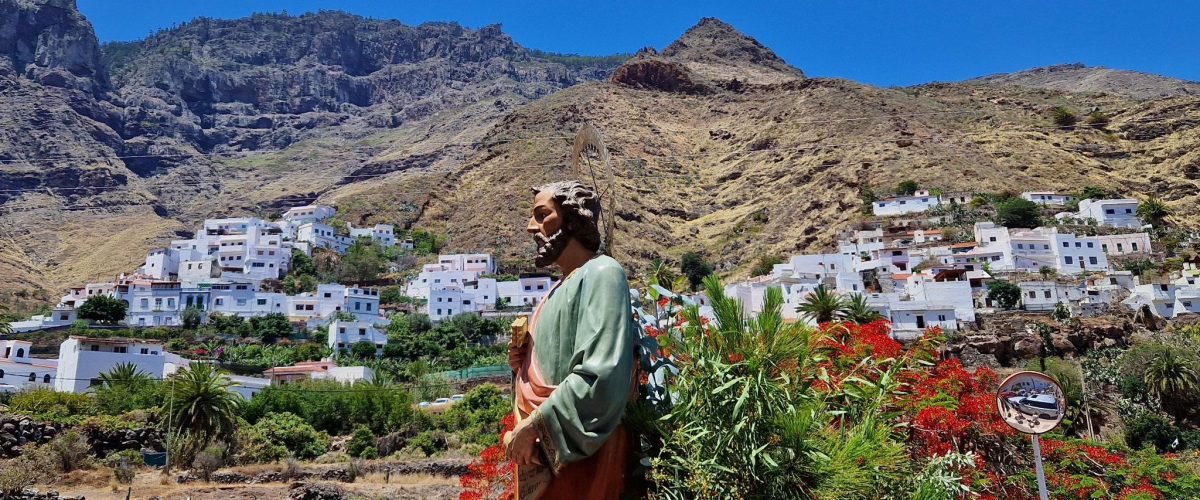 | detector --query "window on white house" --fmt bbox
[1117,244,1124,252]
[140,348,148,355]
[114,347,127,354]
[236,299,247,306]
[359,328,366,335]
[1029,291,1036,298]
[257,299,267,305]
[1065,256,1073,264]
[1131,243,1139,251]
[1044,290,1051,298]
[1087,242,1093,248]
[1089,257,1098,265]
